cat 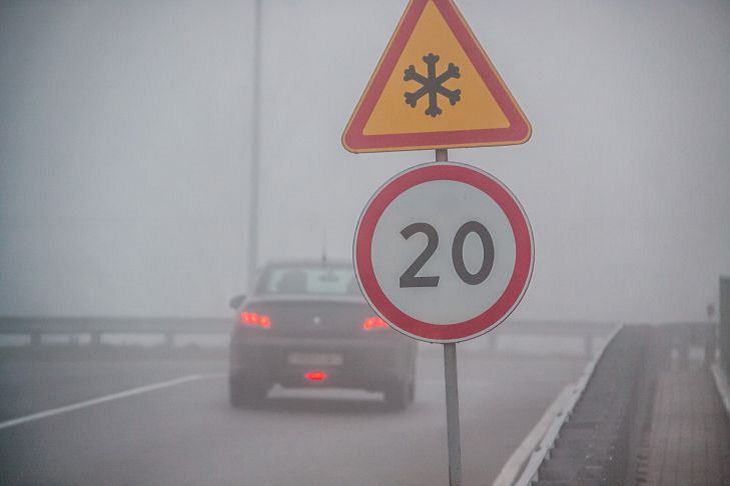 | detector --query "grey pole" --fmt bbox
[246,0,262,290]
[436,148,462,486]
[444,342,462,486]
